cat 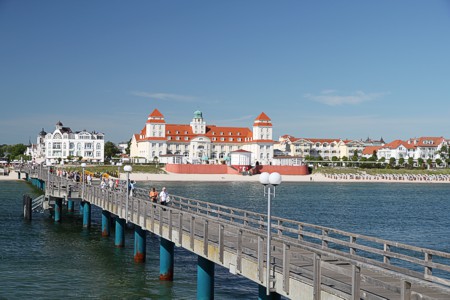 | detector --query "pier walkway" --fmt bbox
[20,166,450,300]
